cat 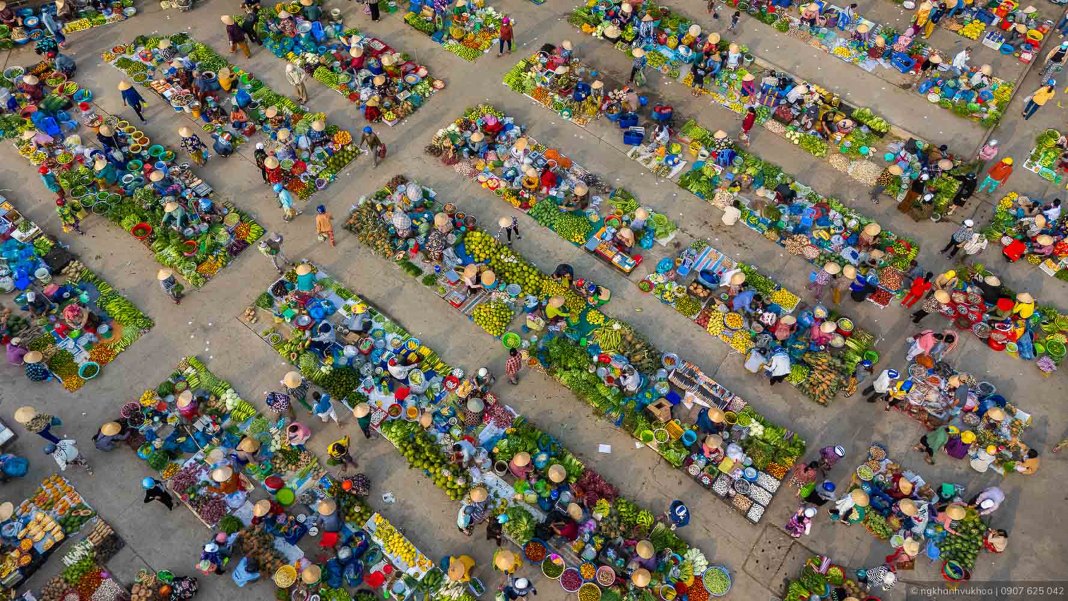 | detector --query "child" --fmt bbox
[315,204,335,246]
[728,11,740,32]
